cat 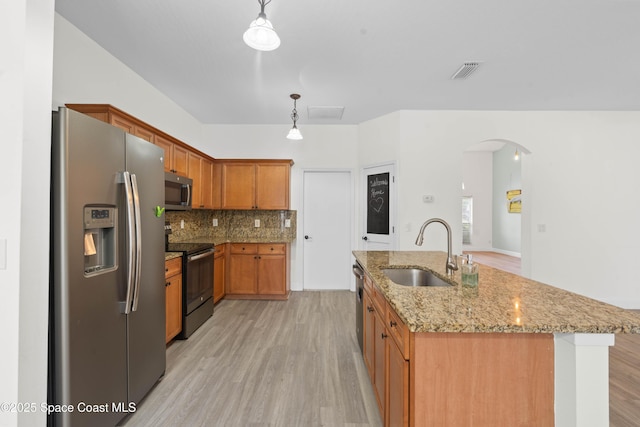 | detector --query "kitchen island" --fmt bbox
[353,250,640,427]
